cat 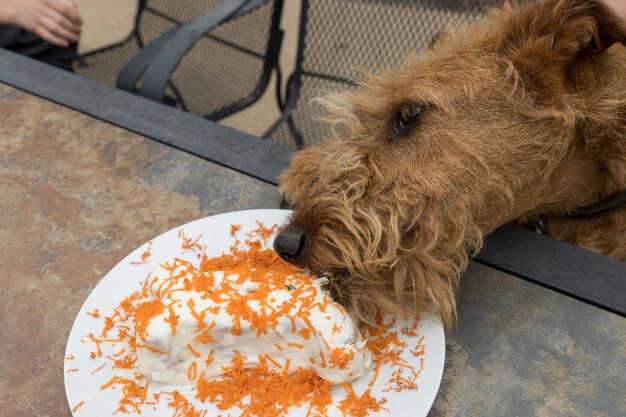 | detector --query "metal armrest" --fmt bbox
[116,27,180,92]
[139,0,265,103]
[116,0,268,99]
